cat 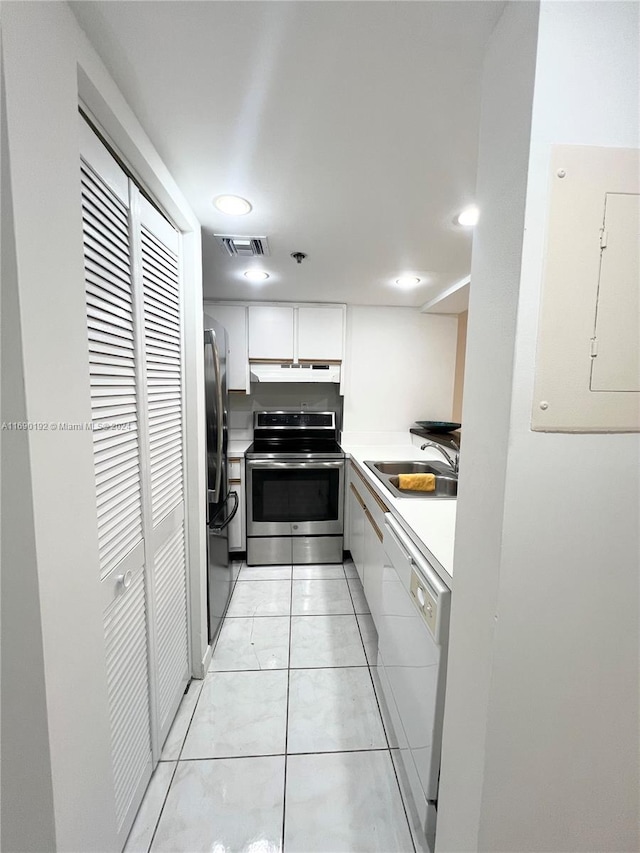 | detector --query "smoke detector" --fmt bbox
[214,235,270,257]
